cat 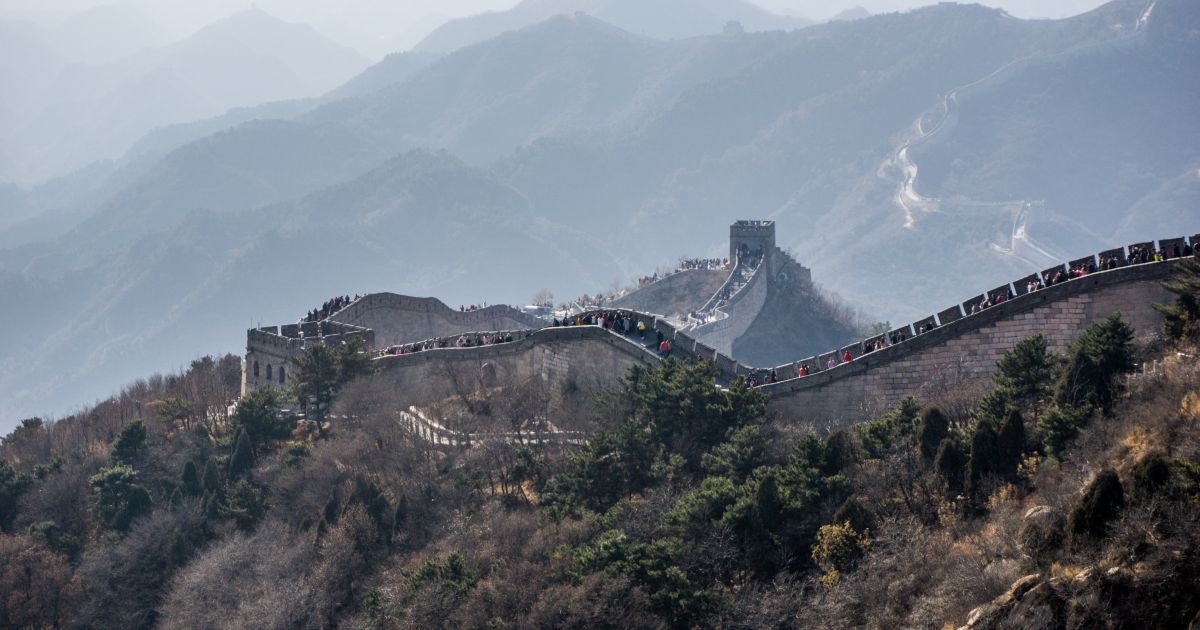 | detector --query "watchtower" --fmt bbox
[730,220,775,265]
